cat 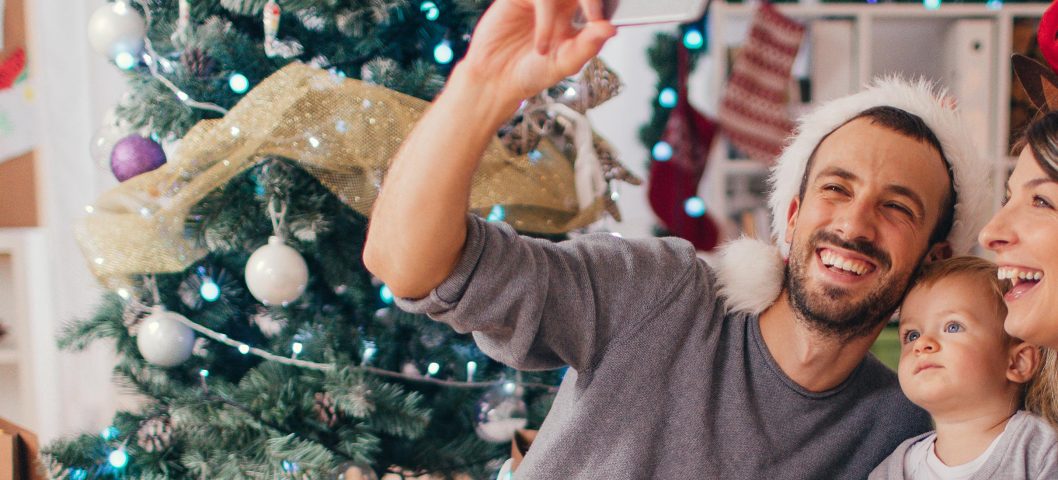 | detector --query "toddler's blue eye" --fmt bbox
[944,322,964,333]
[903,330,920,344]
